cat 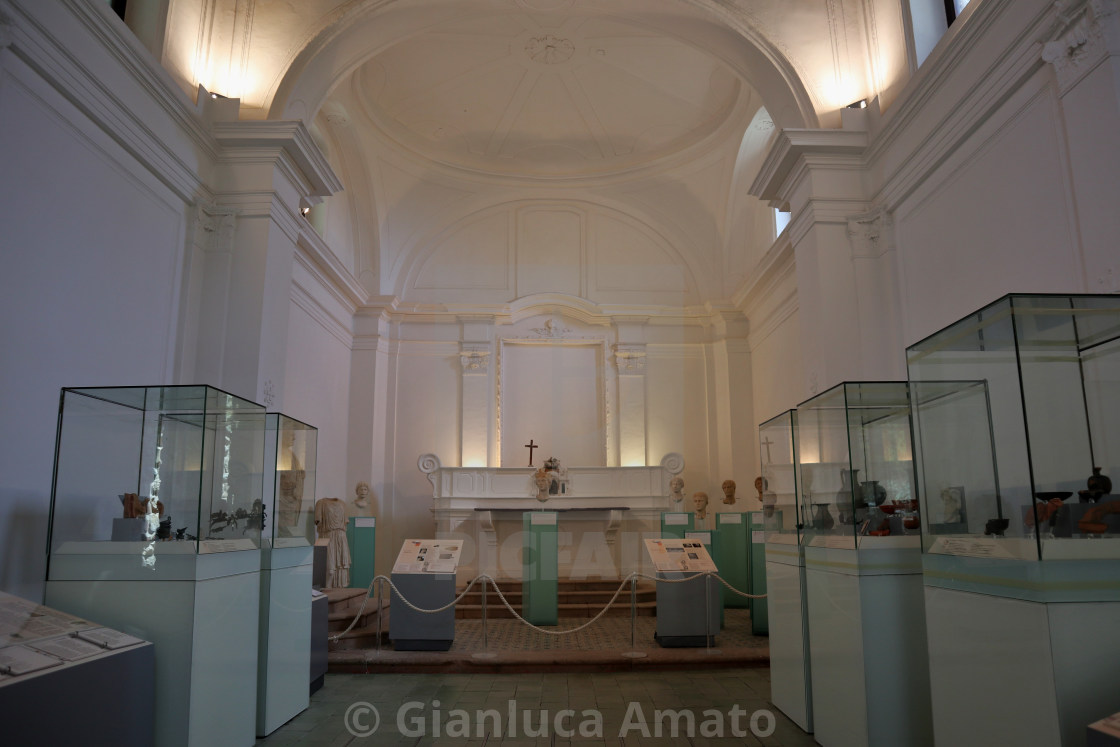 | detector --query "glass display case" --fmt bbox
[759,409,800,544]
[906,294,1120,561]
[796,382,918,550]
[45,385,268,747]
[264,413,317,548]
[48,386,267,565]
